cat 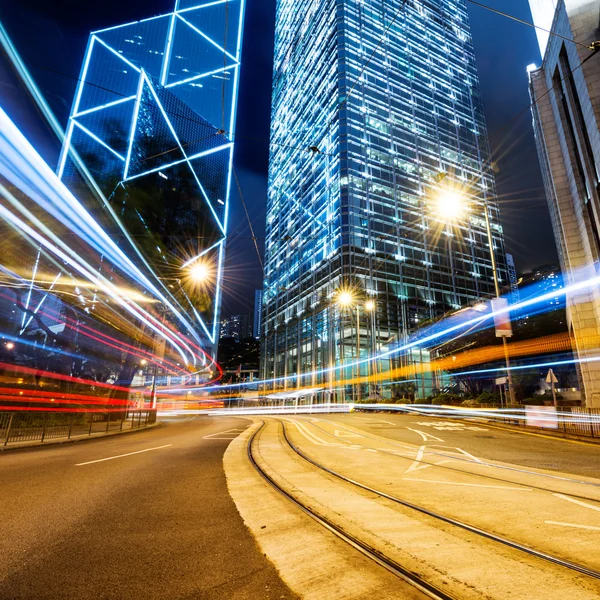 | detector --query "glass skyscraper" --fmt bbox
[262,0,508,398]
[57,0,245,355]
